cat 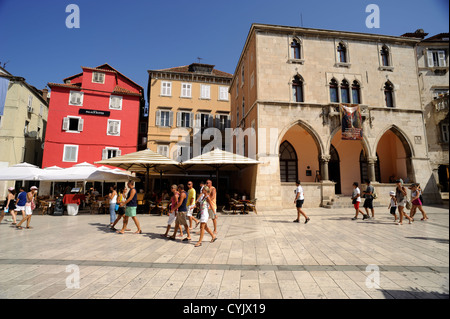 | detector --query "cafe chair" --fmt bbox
[247,198,258,214]
[230,199,244,215]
